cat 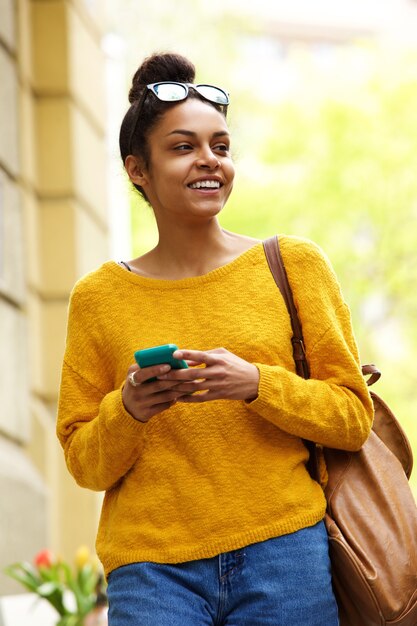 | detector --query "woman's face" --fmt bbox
[134,98,235,224]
